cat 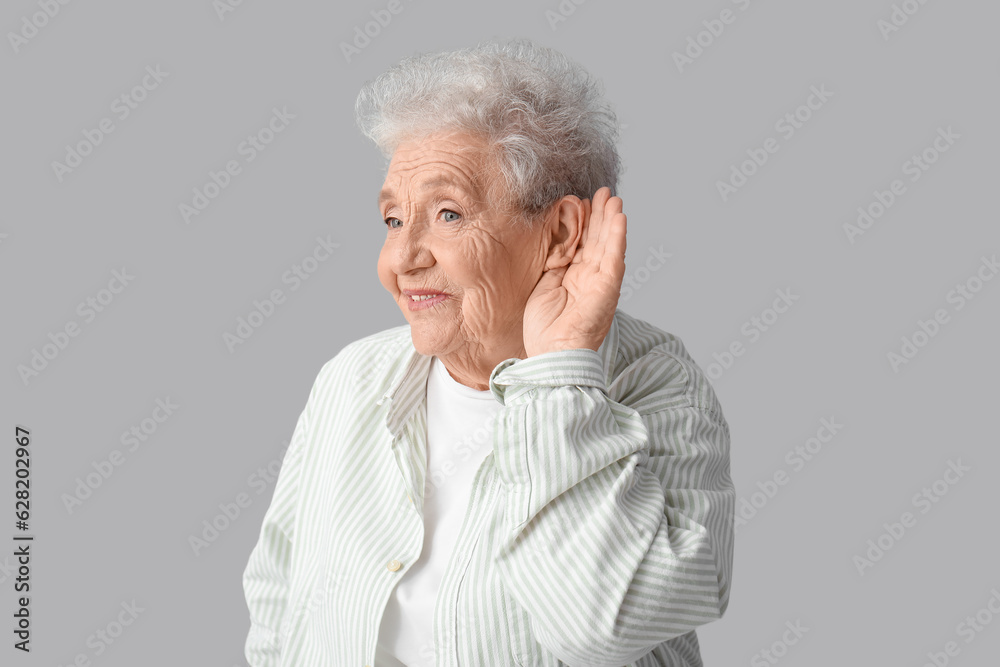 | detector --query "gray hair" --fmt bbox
[354,37,622,228]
